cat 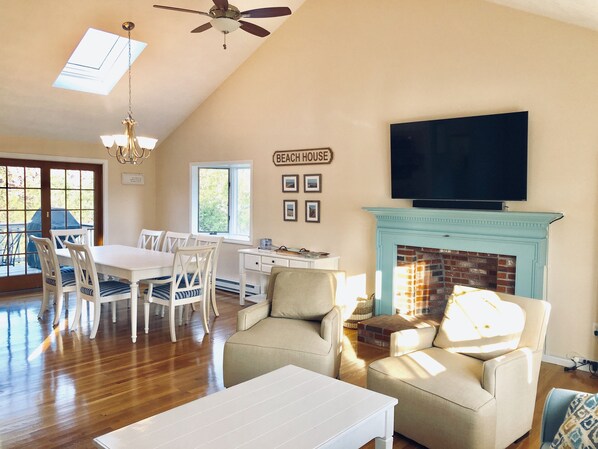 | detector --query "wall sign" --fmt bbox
[121,172,145,185]
[273,148,333,166]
